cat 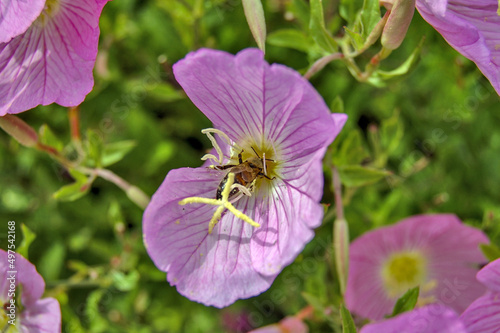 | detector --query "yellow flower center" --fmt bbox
[381,251,427,298]
[1,301,19,332]
[36,0,61,26]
